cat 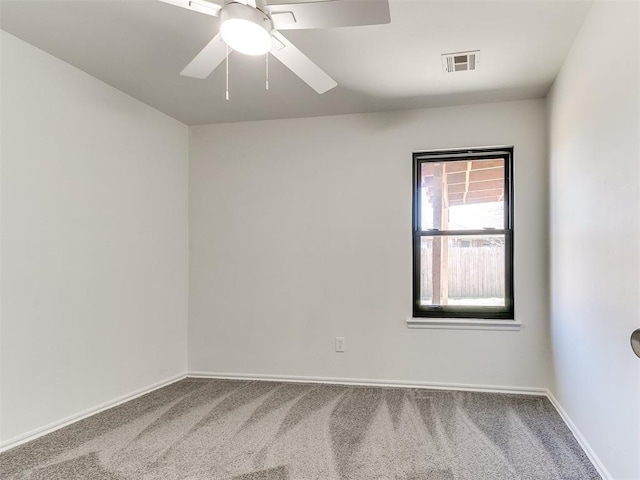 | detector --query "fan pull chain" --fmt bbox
[265,53,269,91]
[225,44,230,101]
